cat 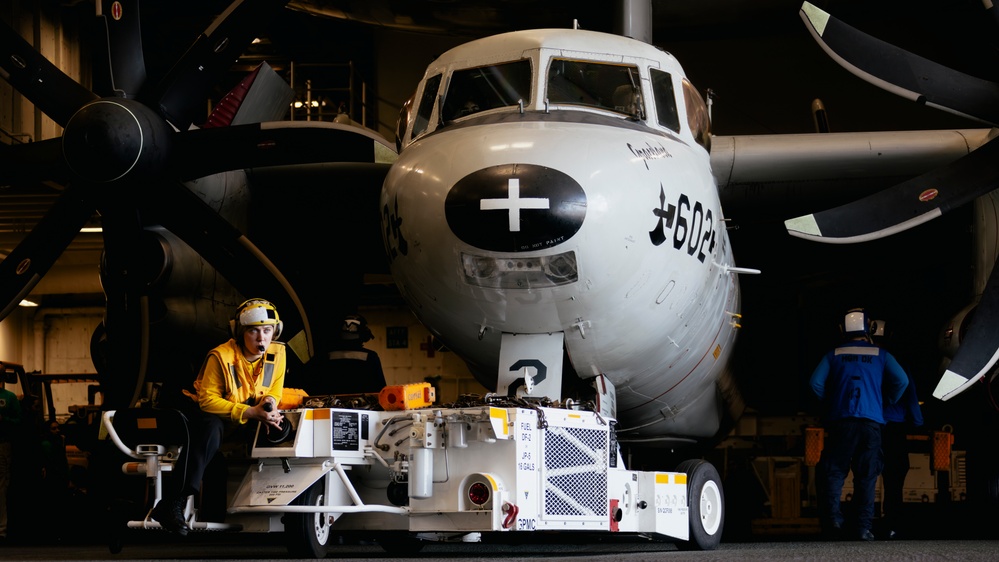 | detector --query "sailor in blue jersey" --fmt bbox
[809,308,909,541]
